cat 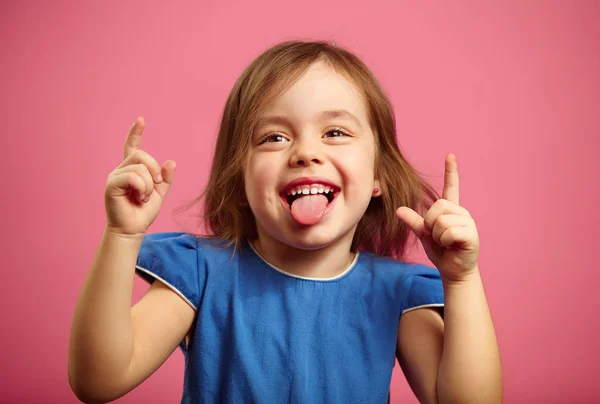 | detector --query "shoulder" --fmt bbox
[357,251,438,283]
[358,251,444,315]
[135,232,238,310]
[138,232,235,265]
